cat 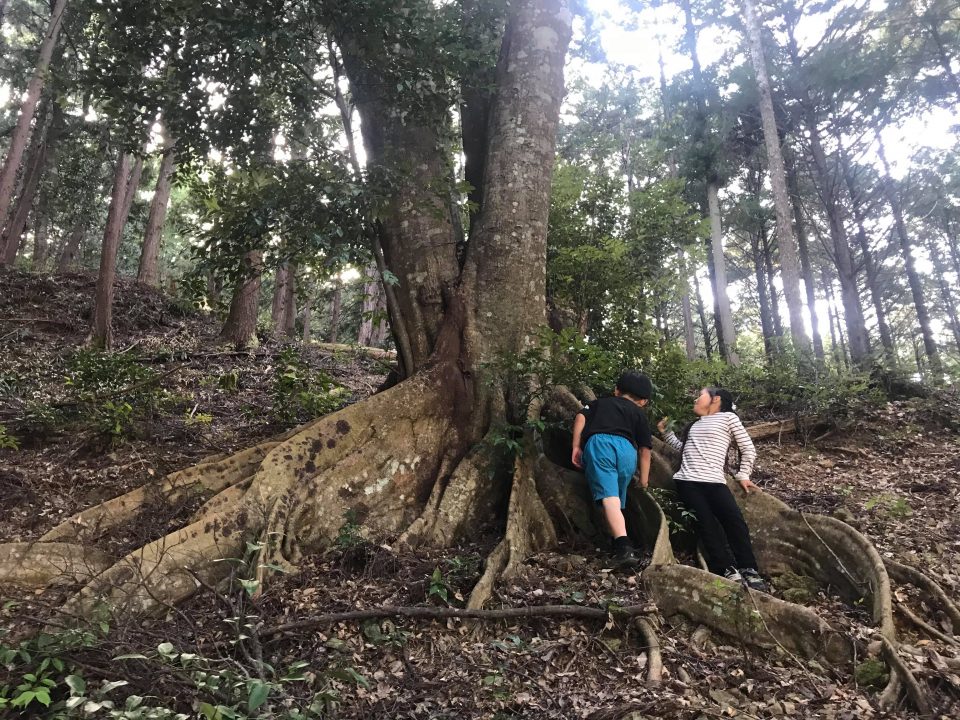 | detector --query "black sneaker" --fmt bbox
[612,546,639,569]
[740,568,768,592]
